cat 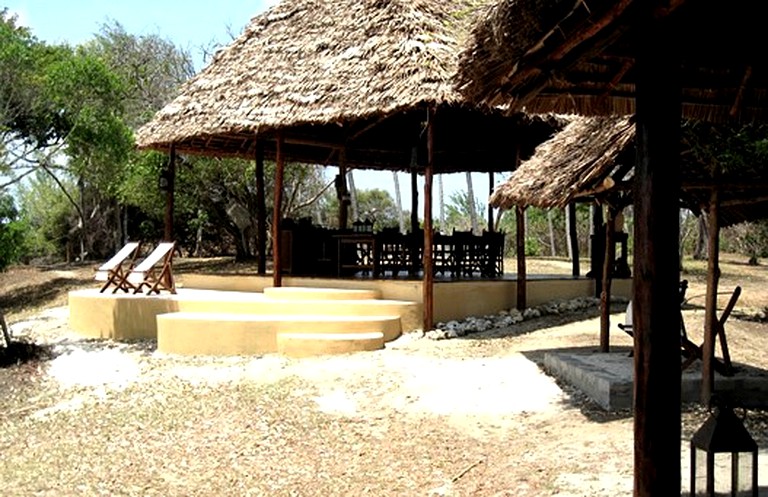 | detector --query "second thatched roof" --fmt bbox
[489,116,635,209]
[490,116,768,227]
